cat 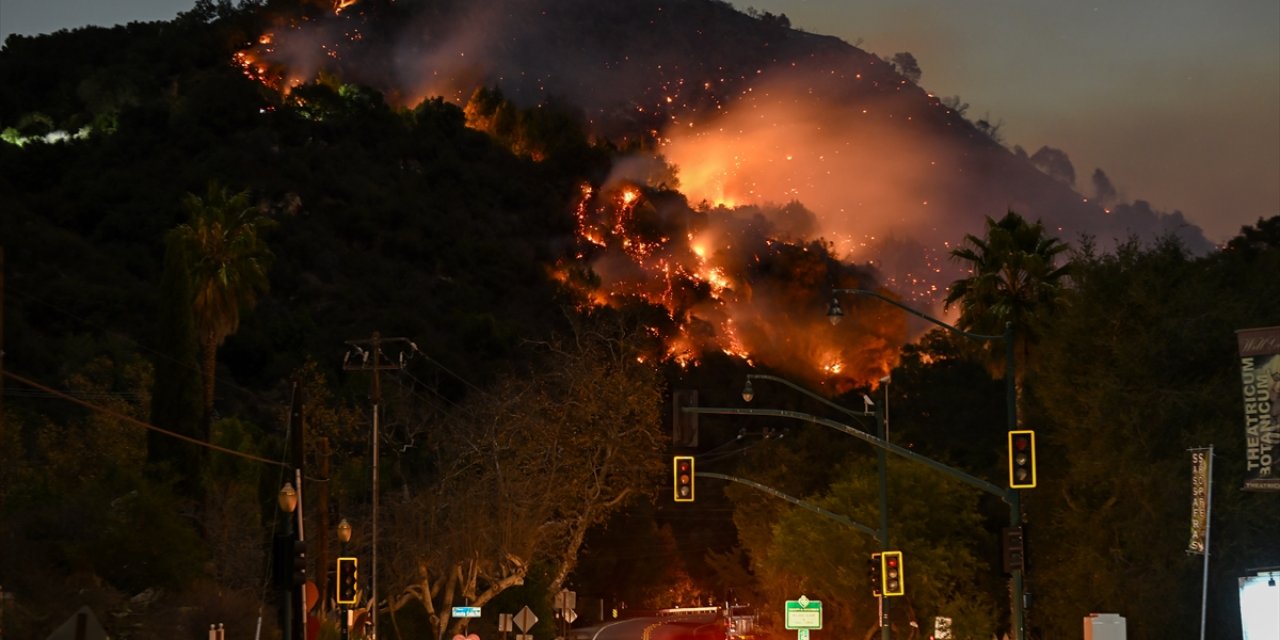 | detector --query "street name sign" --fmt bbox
[451,606,482,618]
[784,596,822,630]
